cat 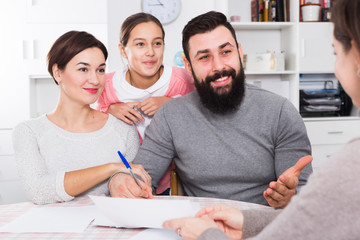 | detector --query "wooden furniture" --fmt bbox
[170,170,184,196]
